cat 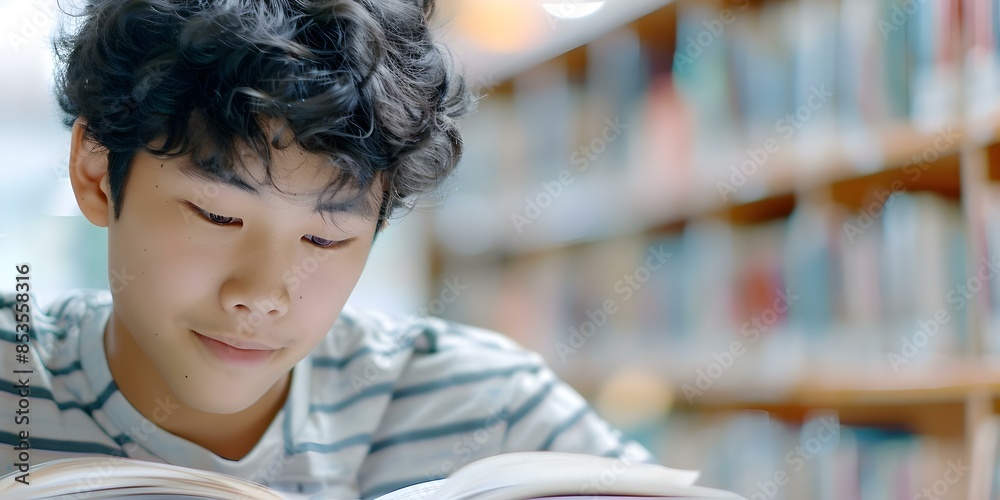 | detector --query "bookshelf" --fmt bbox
[432,0,1000,497]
